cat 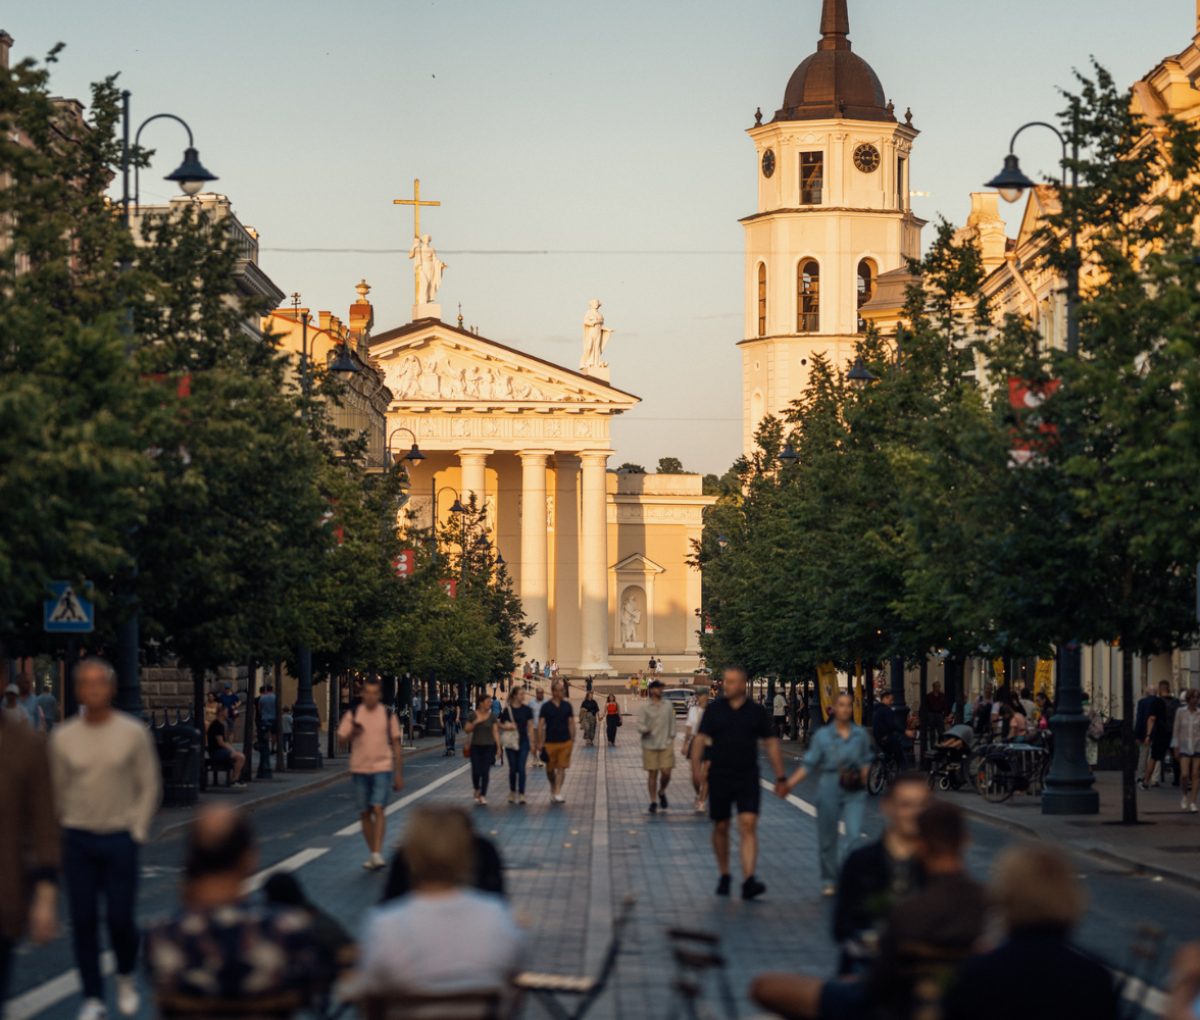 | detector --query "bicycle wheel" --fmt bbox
[979,757,1014,804]
[966,749,987,791]
[868,758,887,796]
